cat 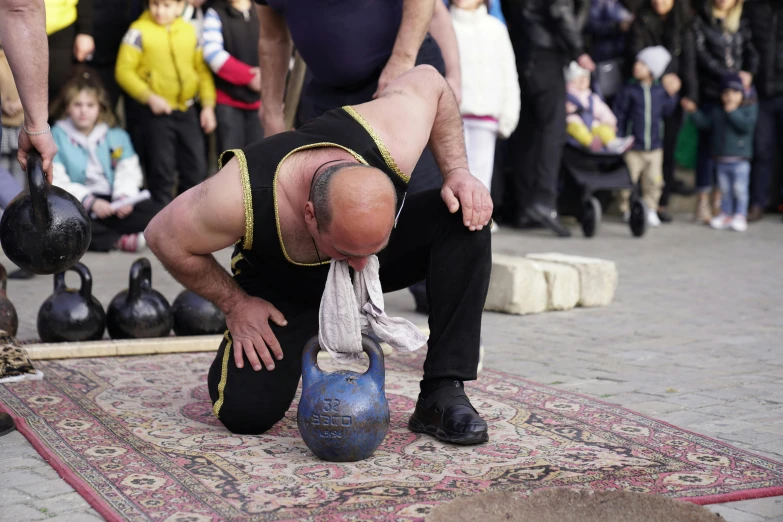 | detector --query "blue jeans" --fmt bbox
[716,160,751,216]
